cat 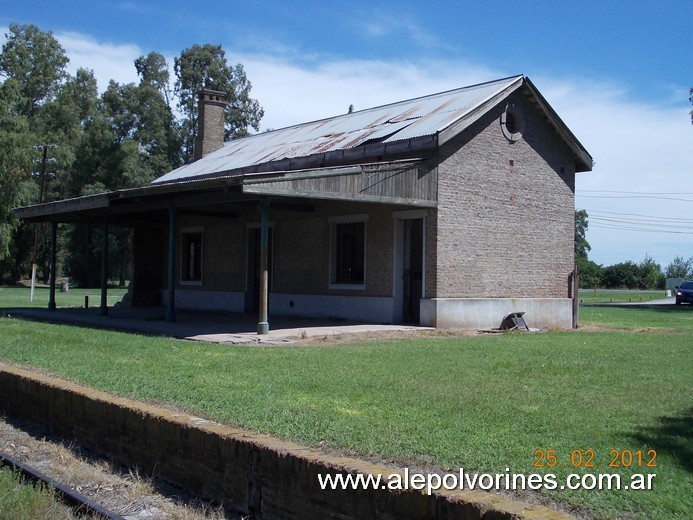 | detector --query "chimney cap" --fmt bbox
[199,88,228,102]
